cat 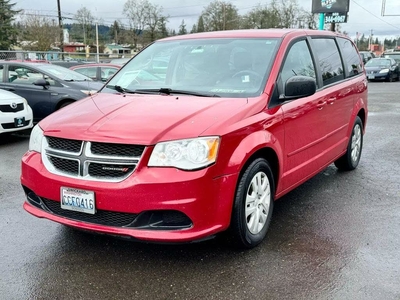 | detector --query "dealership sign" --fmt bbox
[312,0,350,13]
[324,12,348,23]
